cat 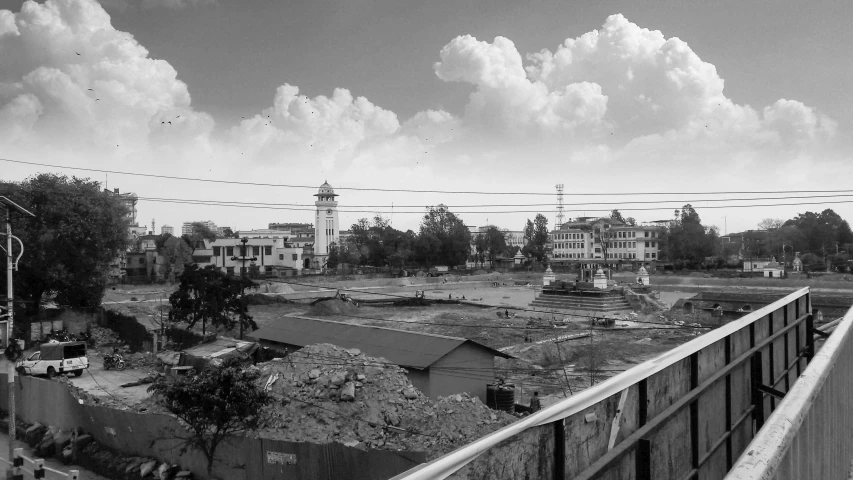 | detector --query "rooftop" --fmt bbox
[249,315,512,369]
